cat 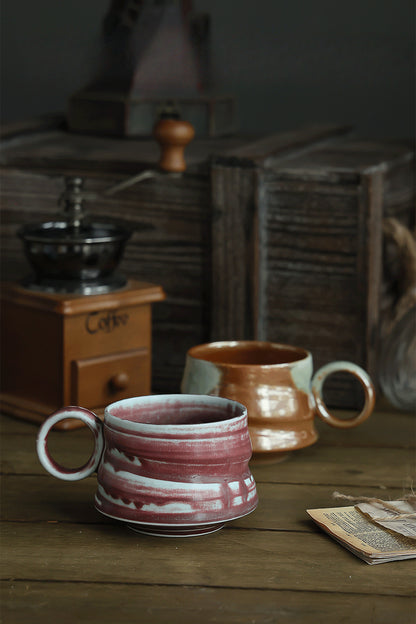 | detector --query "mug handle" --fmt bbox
[311,361,375,428]
[36,407,104,481]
